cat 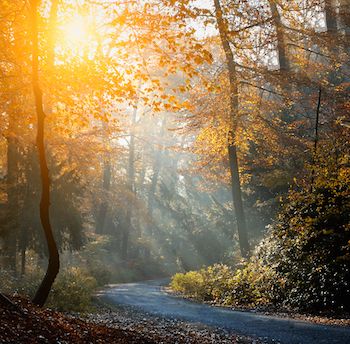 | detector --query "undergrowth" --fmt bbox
[172,147,350,313]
